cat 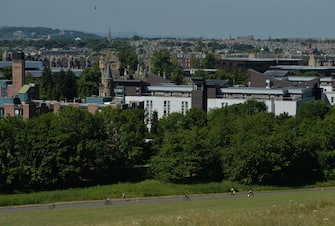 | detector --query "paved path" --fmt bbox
[0,187,332,213]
